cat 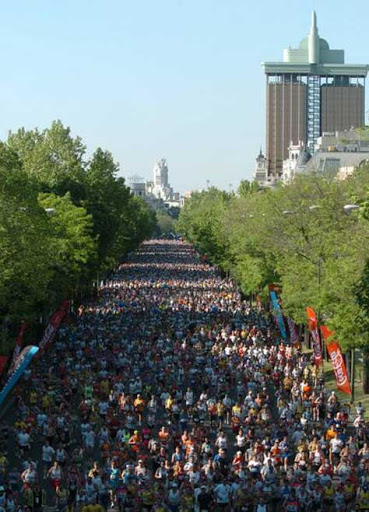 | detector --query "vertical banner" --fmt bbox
[321,326,351,395]
[0,346,39,406]
[306,307,323,366]
[37,300,70,357]
[269,289,287,339]
[287,317,300,347]
[8,322,28,375]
